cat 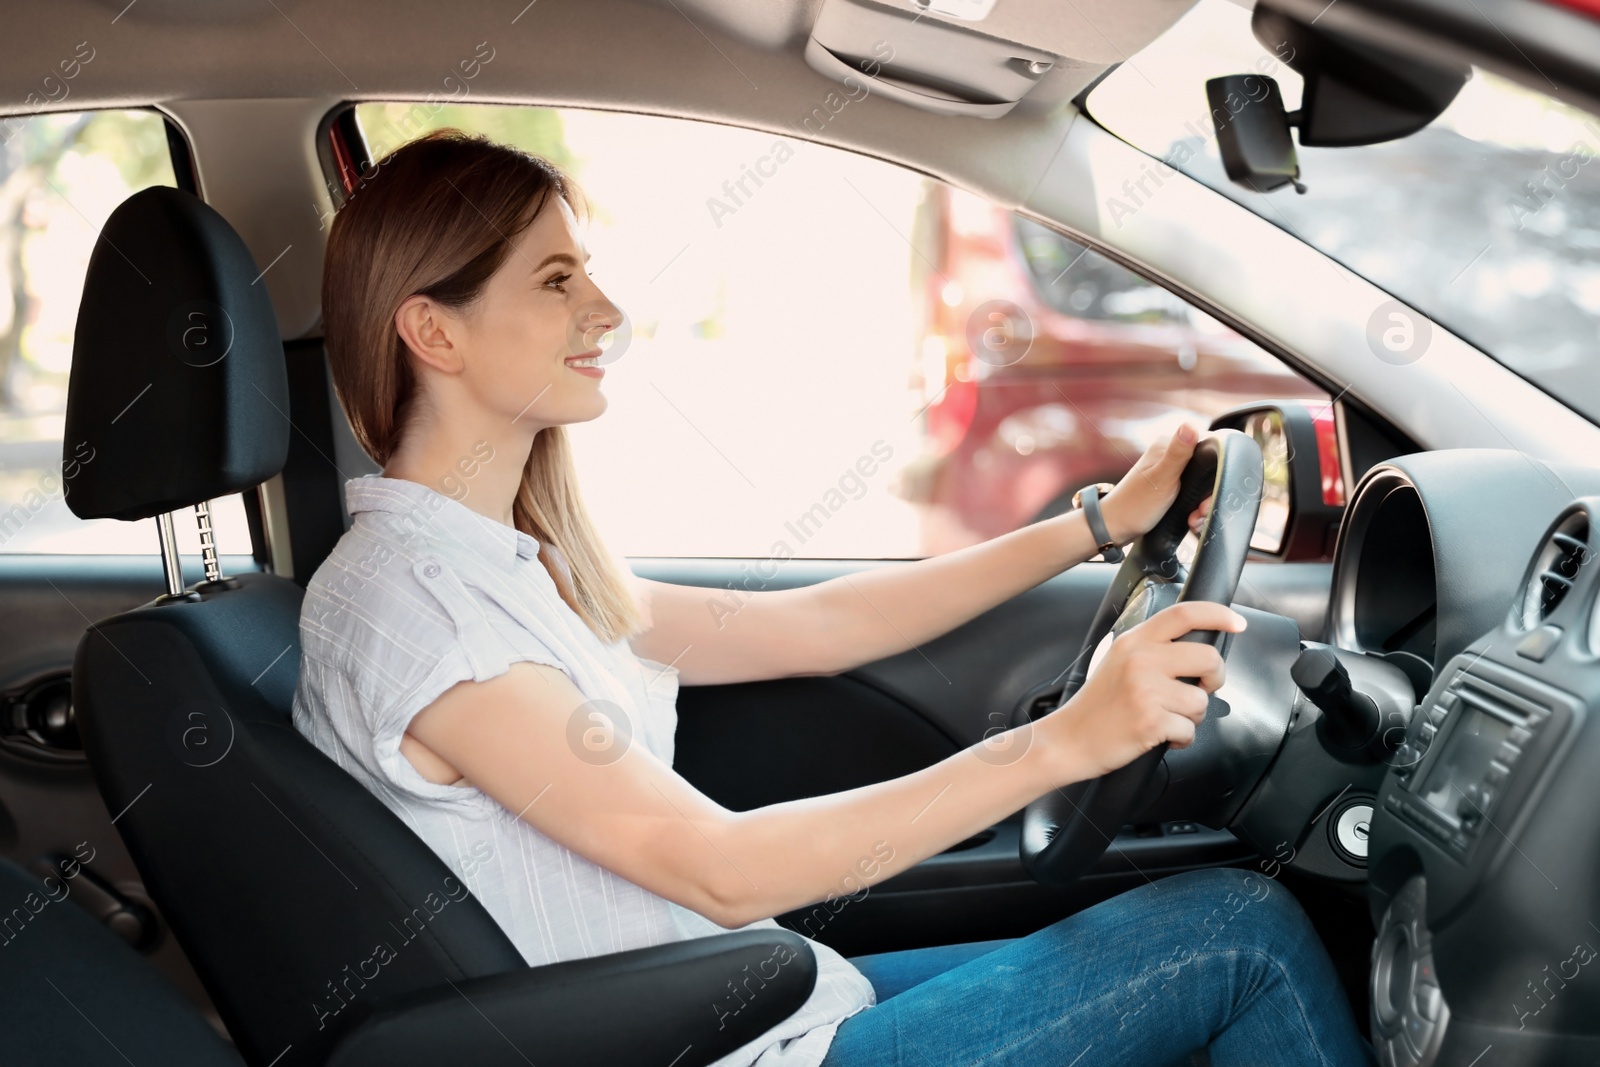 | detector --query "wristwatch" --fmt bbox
[1071,482,1124,563]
